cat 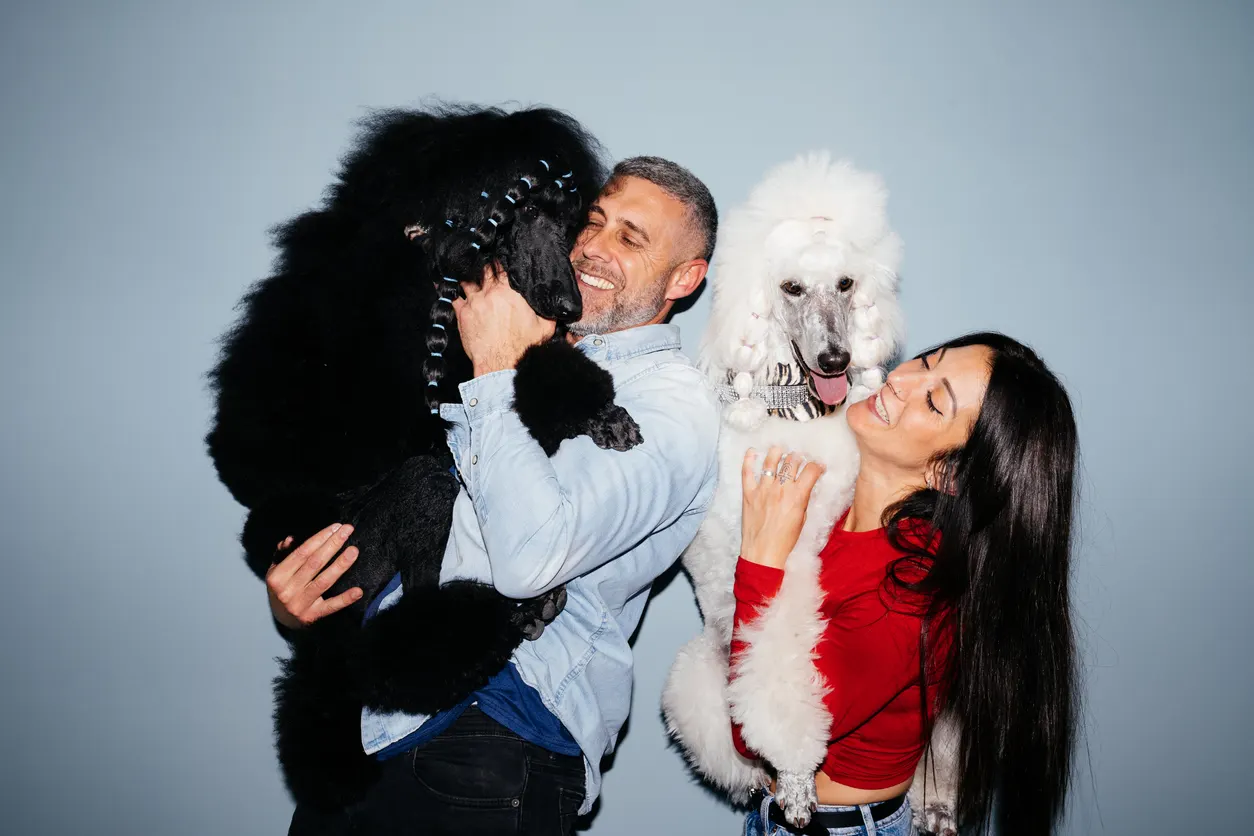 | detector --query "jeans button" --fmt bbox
[511,798,520,808]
